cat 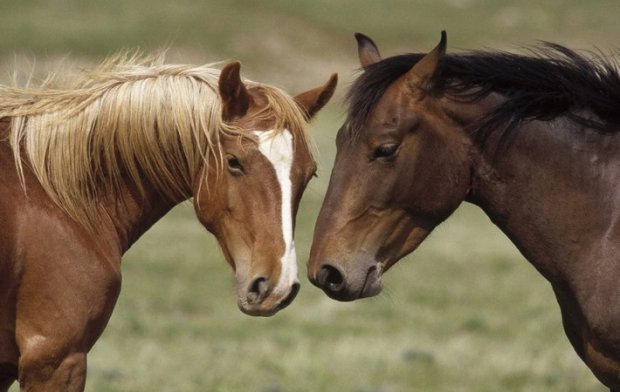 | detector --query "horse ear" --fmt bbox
[219,61,250,122]
[355,33,381,69]
[294,73,338,120]
[407,30,447,87]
